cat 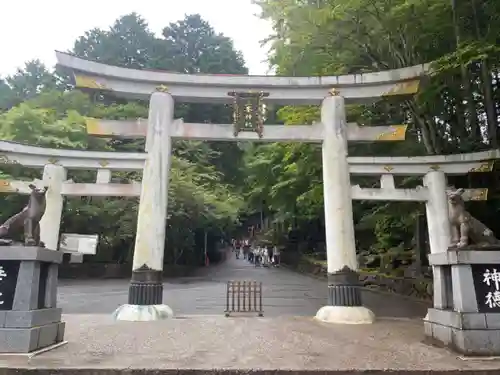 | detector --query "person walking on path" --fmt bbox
[273,245,281,267]
[242,239,250,261]
[254,246,261,267]
[268,245,274,265]
[261,246,269,267]
[234,239,242,259]
[243,241,249,260]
